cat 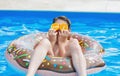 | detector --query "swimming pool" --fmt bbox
[0,11,120,76]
